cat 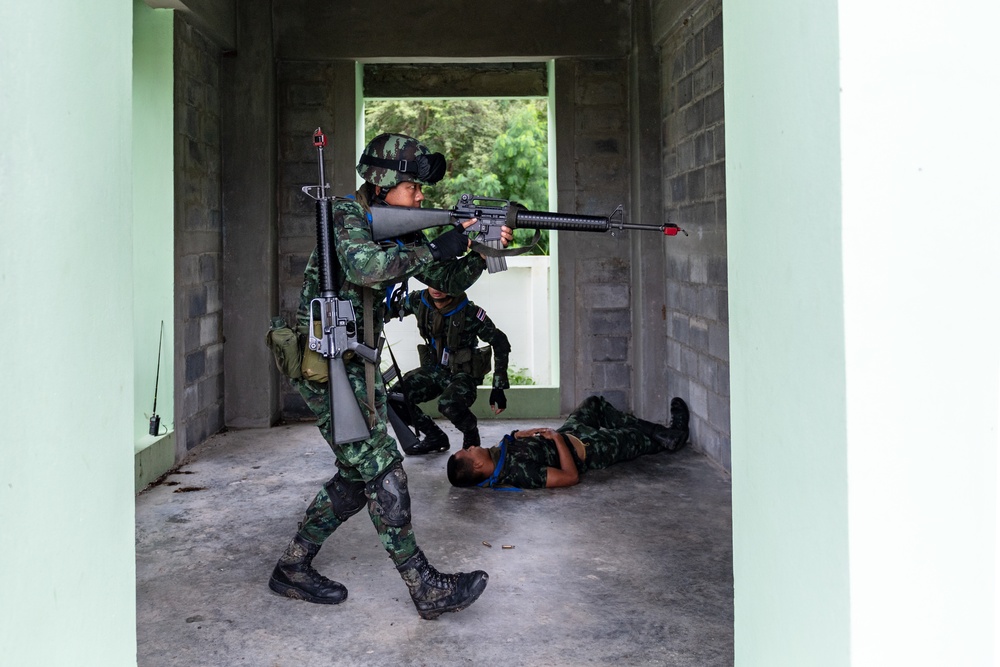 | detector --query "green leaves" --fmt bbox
[365,99,550,255]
